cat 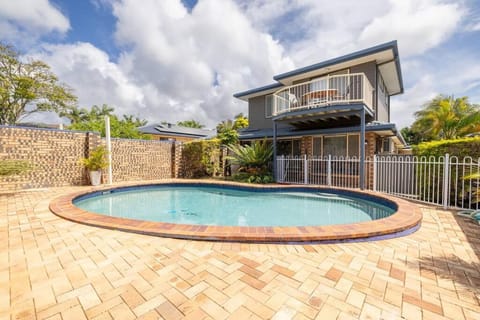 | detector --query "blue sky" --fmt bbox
[0,0,479,128]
